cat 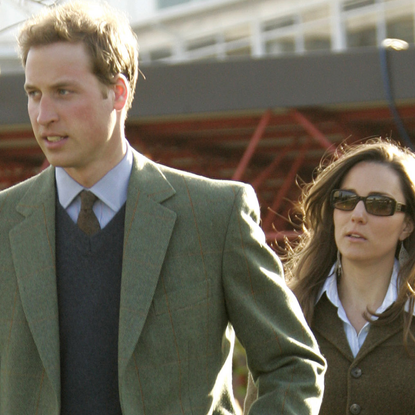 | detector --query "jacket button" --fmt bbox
[350,404,361,414]
[351,367,362,378]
